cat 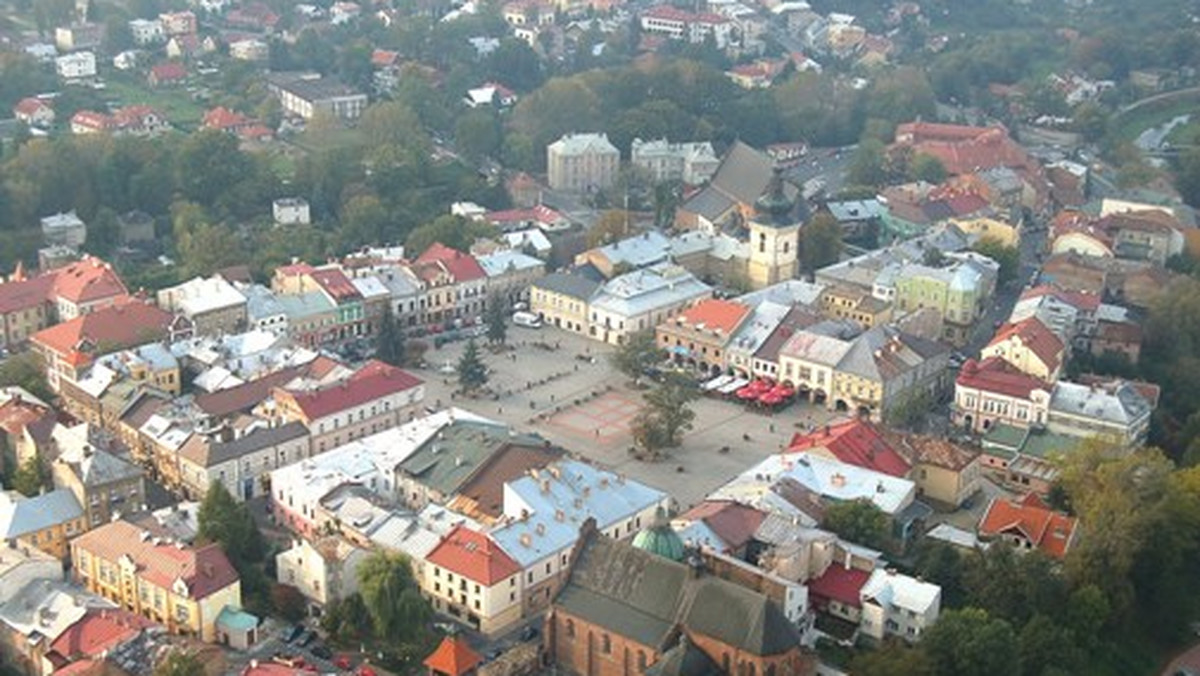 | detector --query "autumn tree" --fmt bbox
[585,210,632,248]
[610,331,664,380]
